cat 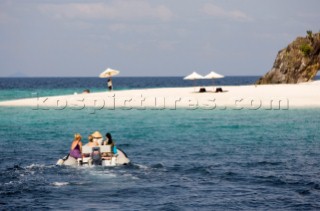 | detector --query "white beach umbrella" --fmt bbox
[184,72,204,80]
[204,71,224,90]
[184,72,204,91]
[204,71,224,79]
[99,68,120,78]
